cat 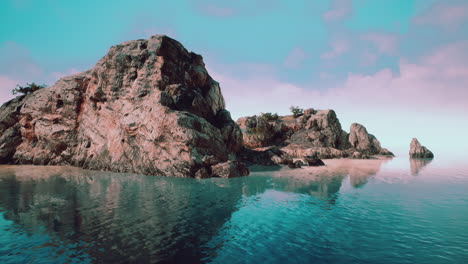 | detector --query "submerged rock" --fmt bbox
[409,138,434,159]
[0,35,247,178]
